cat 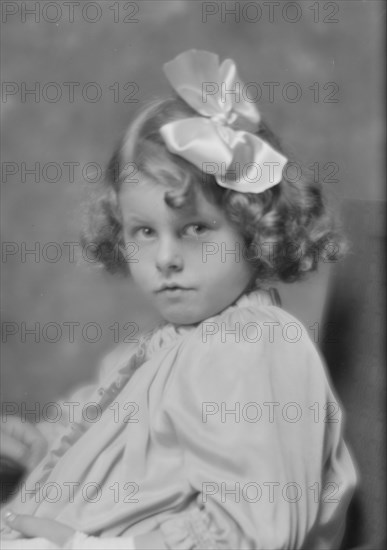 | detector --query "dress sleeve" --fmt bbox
[158,305,357,550]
